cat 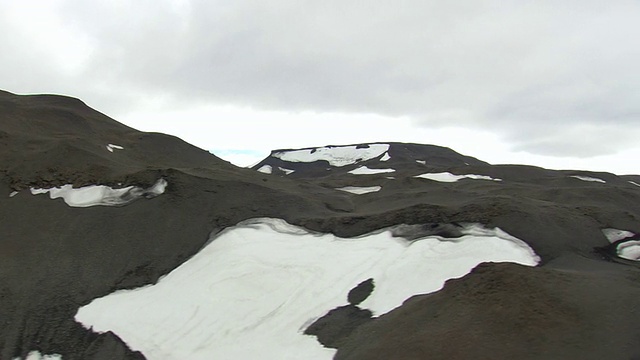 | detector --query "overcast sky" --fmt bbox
[2,1,640,173]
